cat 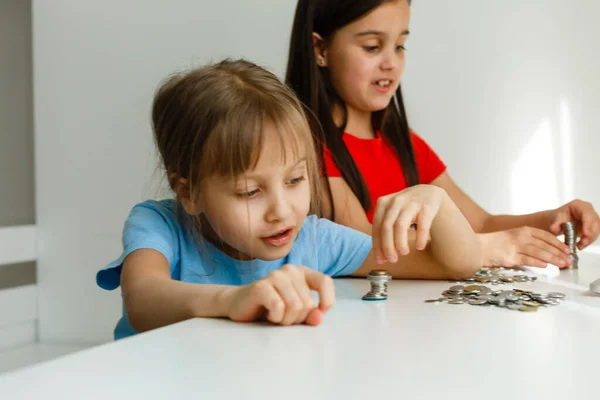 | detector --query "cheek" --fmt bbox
[331,53,373,96]
[295,183,312,214]
[204,199,252,236]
